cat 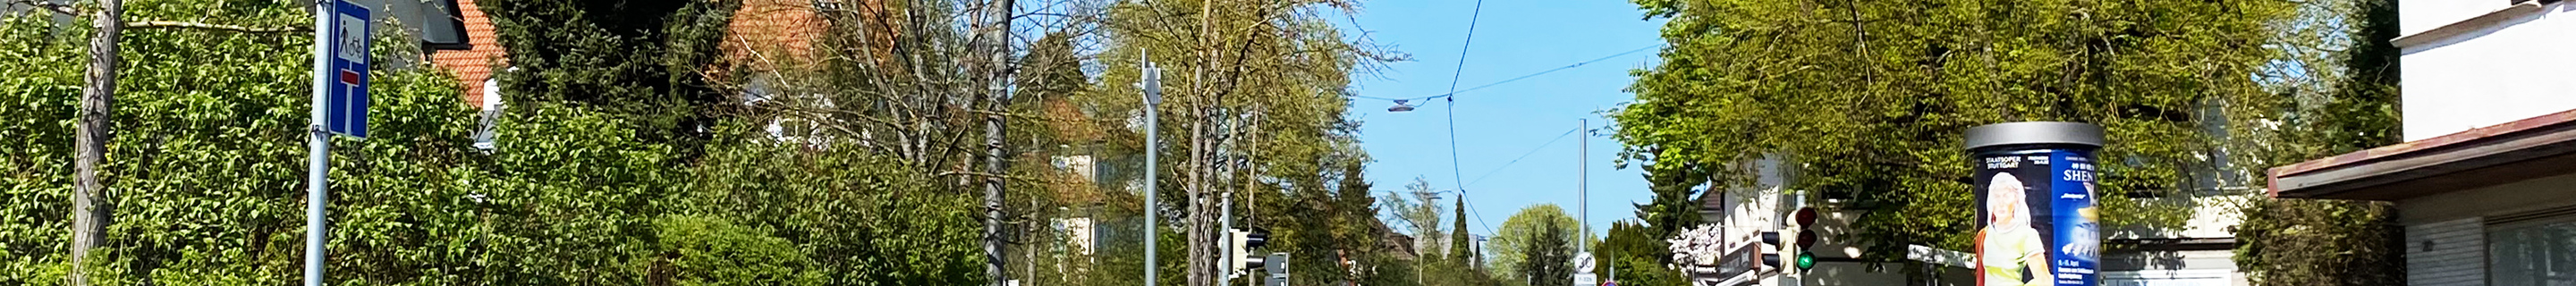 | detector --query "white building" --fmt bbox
[2393,0,2576,142]
[1691,156,1917,286]
[2268,0,2576,285]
